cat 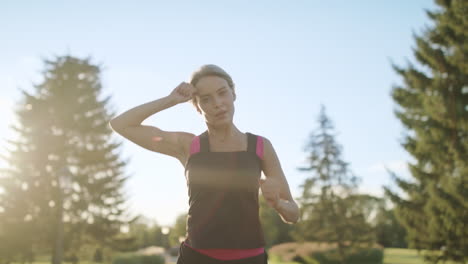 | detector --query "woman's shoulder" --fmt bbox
[245,131,262,137]
[245,131,269,143]
[177,132,197,154]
